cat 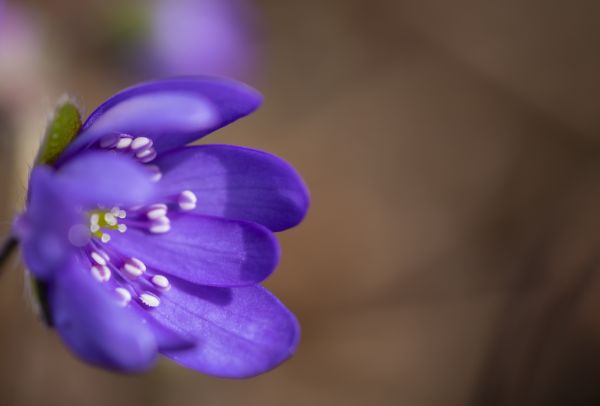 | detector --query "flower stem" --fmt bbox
[0,236,18,272]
